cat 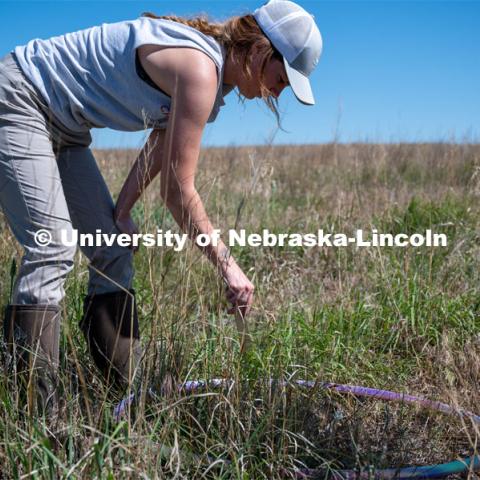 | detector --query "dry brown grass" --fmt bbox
[0,142,479,478]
